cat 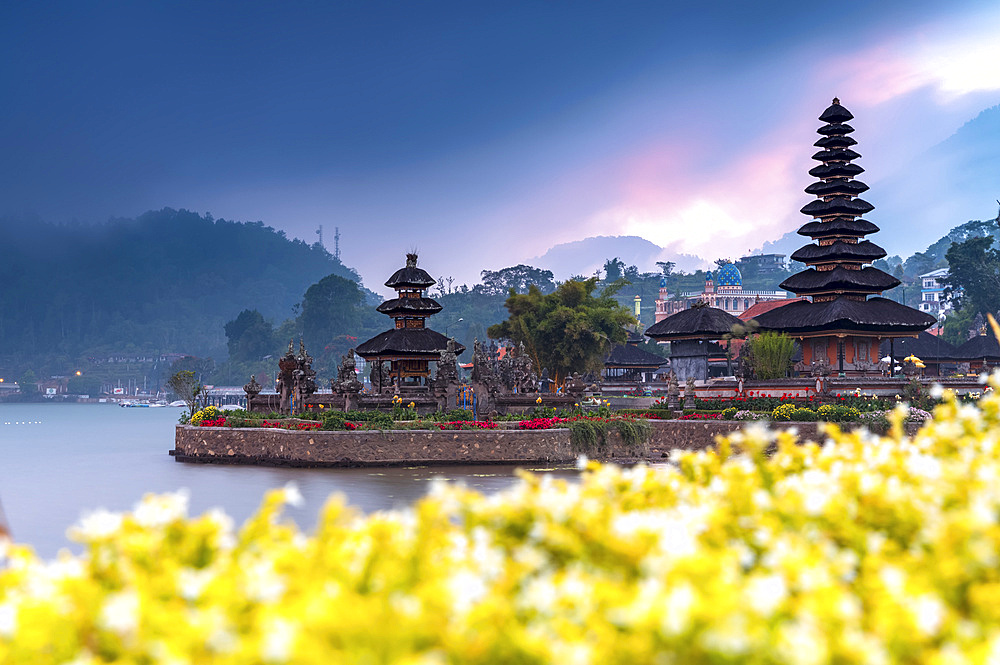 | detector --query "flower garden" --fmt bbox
[5,379,1000,662]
